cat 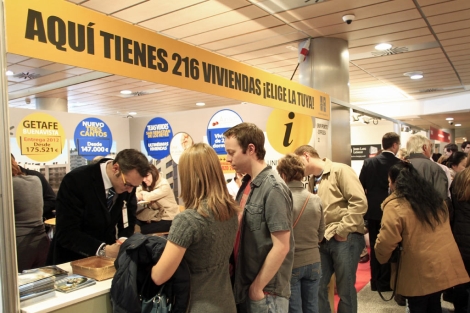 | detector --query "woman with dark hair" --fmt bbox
[151,143,238,312]
[277,154,324,313]
[11,155,50,271]
[447,151,468,179]
[451,166,470,313]
[375,162,468,313]
[136,164,179,234]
